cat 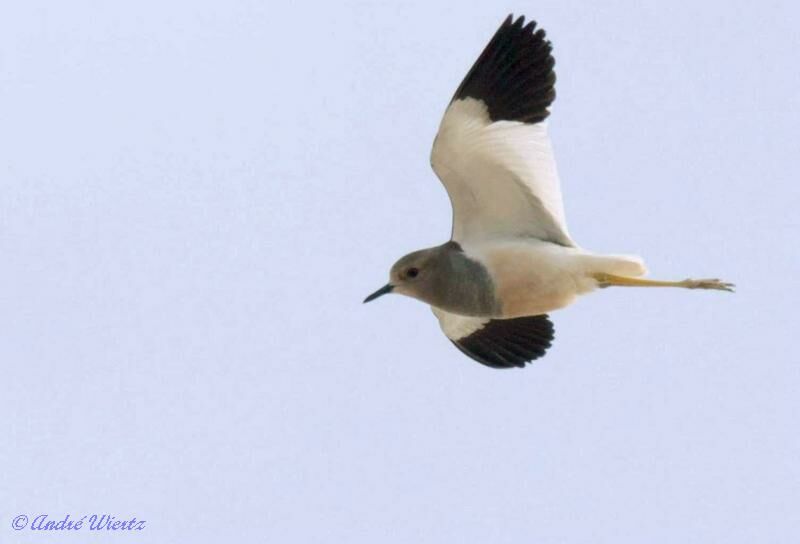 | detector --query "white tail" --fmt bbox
[587,254,648,278]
